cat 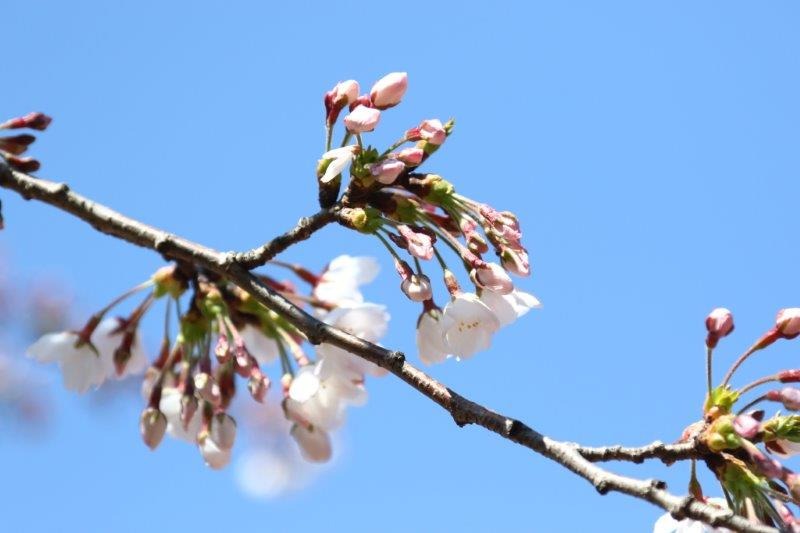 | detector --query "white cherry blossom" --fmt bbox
[199,433,232,470]
[315,302,389,377]
[319,145,358,184]
[27,331,105,393]
[240,324,280,364]
[440,293,500,359]
[286,360,366,431]
[416,309,450,365]
[479,289,541,327]
[313,255,380,306]
[93,317,148,379]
